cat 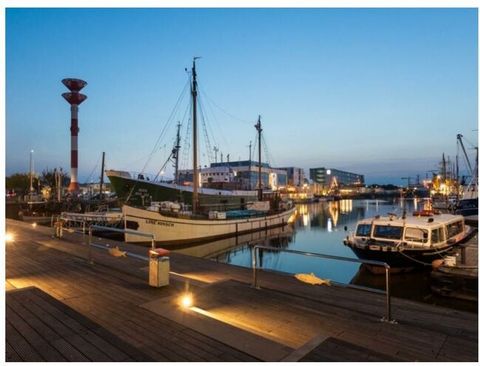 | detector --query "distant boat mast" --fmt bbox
[255,115,263,201]
[192,57,200,213]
